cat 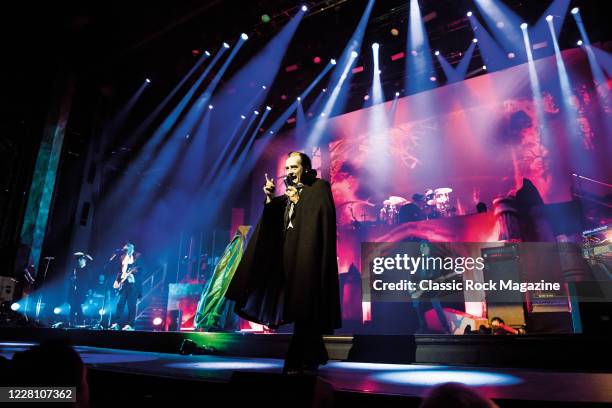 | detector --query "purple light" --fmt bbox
[375,370,523,386]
